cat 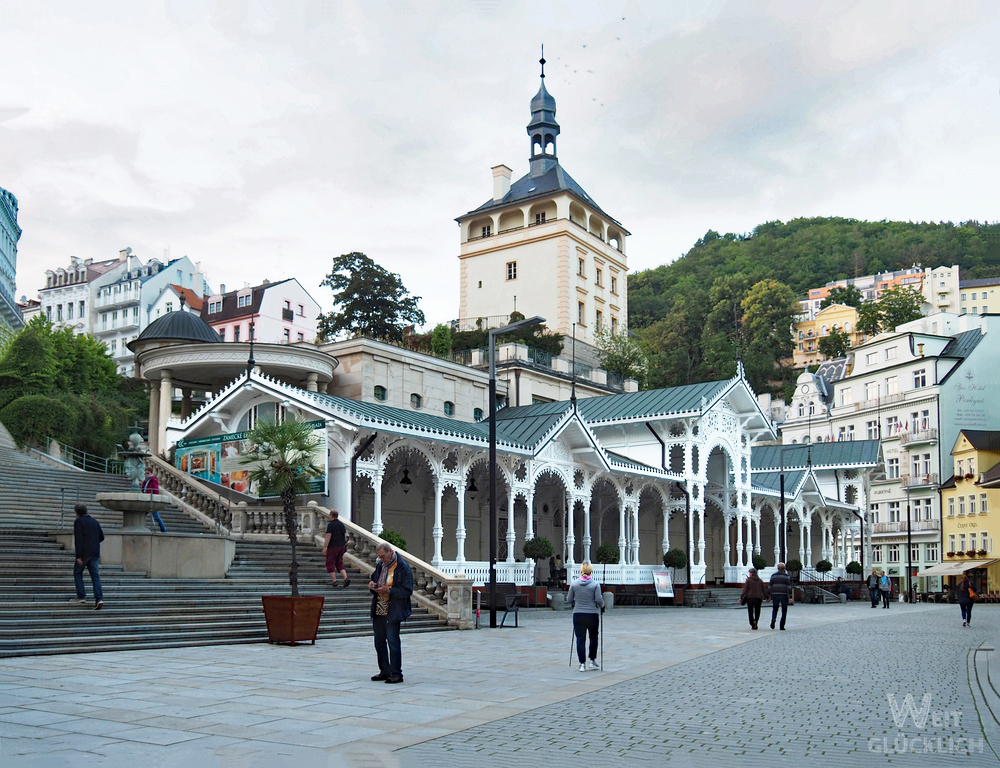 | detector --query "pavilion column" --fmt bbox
[735,513,744,566]
[773,513,781,565]
[724,515,732,567]
[157,370,173,456]
[696,505,706,566]
[631,505,640,565]
[304,373,318,392]
[566,498,576,567]
[372,470,384,535]
[456,483,467,564]
[432,478,443,566]
[148,380,160,454]
[525,489,535,541]
[662,508,670,557]
[180,388,192,421]
[617,503,627,565]
[801,521,809,567]
[505,492,516,563]
[582,499,592,564]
